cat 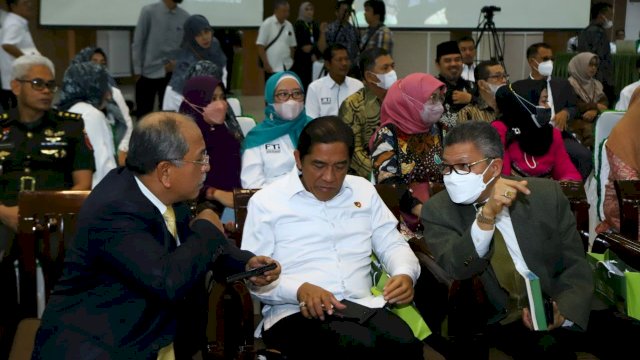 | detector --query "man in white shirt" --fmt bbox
[0,0,39,110]
[615,58,640,111]
[305,44,363,119]
[257,0,297,83]
[458,36,476,82]
[241,116,422,359]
